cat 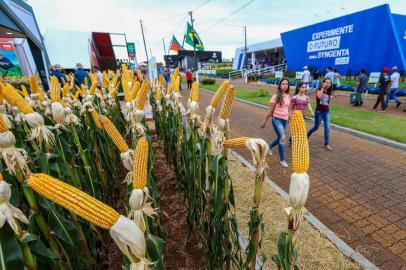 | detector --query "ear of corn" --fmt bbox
[62,83,70,97]
[0,115,9,132]
[135,81,149,110]
[3,84,34,114]
[166,84,172,95]
[223,137,250,148]
[99,115,129,153]
[190,82,199,102]
[89,82,97,95]
[29,76,41,94]
[131,81,141,100]
[133,138,148,189]
[84,77,88,88]
[0,82,4,105]
[156,87,161,101]
[21,85,29,97]
[219,86,234,119]
[290,110,309,173]
[210,80,229,108]
[28,173,120,229]
[91,110,102,129]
